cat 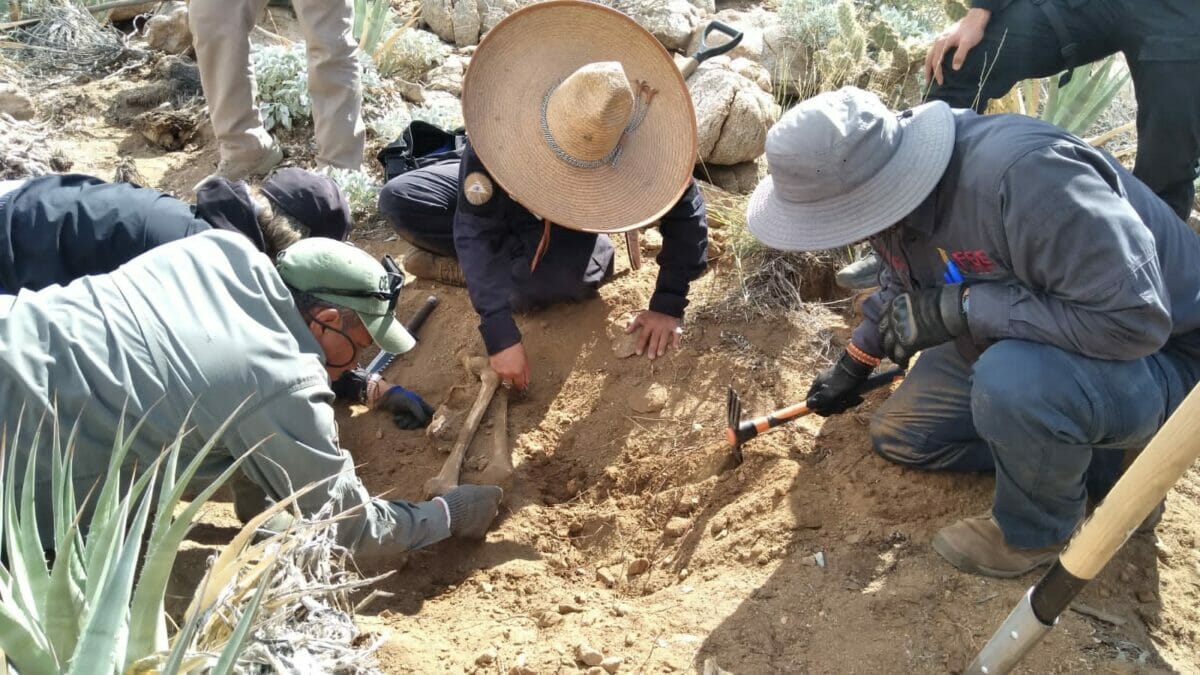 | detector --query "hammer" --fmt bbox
[423,355,500,498]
